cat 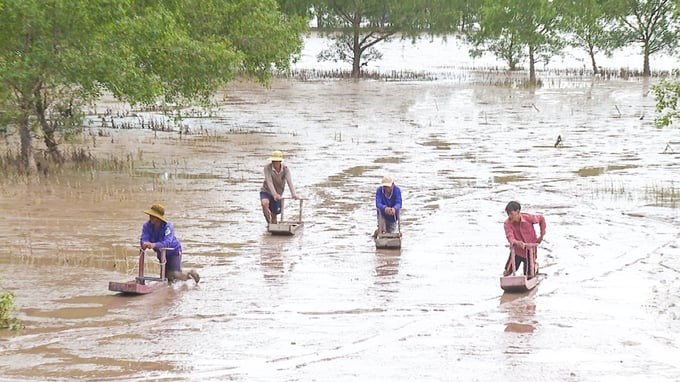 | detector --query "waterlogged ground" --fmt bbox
[2,43,680,381]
